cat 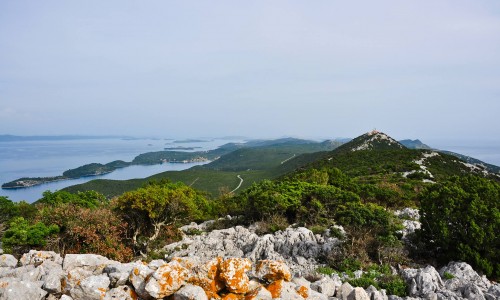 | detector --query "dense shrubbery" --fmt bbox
[112,180,211,255]
[418,175,500,278]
